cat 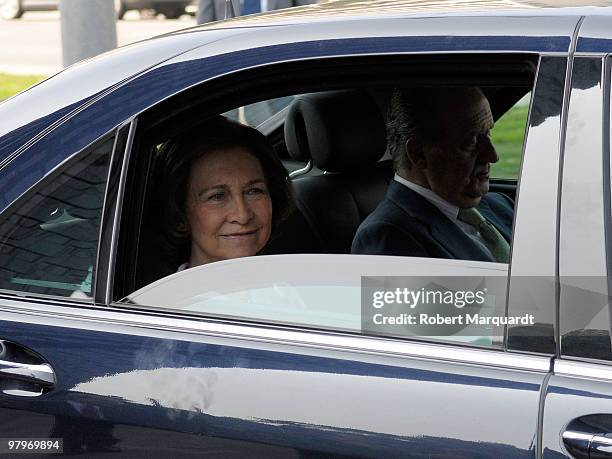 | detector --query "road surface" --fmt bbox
[0,11,197,75]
